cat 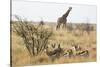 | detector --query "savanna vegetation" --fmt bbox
[11,16,96,66]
